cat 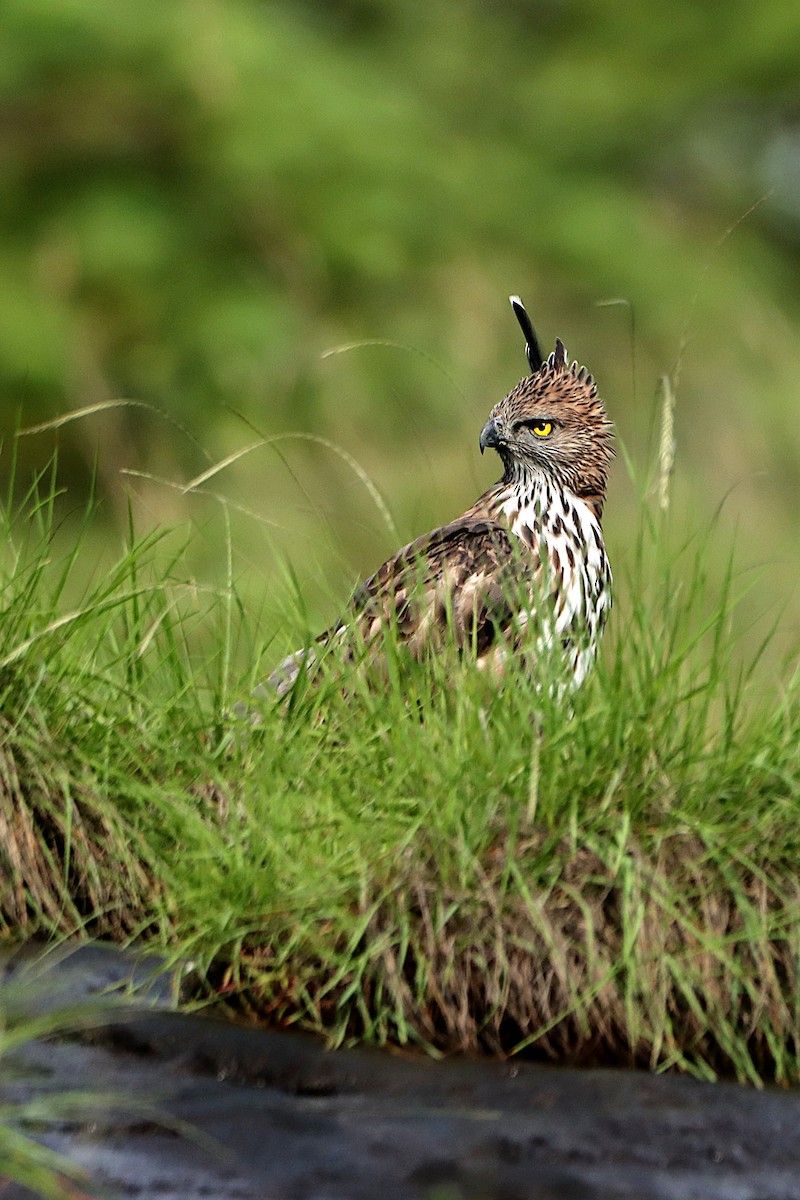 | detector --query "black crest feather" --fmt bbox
[509,295,543,373]
[549,338,567,371]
